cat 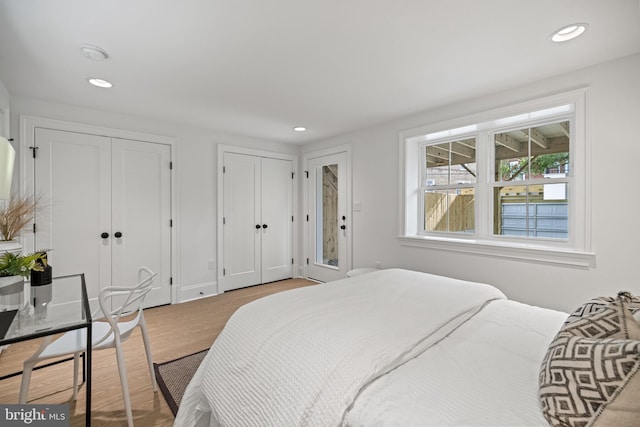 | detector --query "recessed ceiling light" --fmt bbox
[80,44,109,61]
[87,78,113,88]
[551,23,588,42]
[293,126,307,132]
